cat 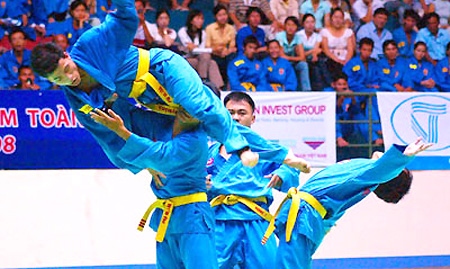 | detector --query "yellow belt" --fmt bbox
[210,194,273,222]
[262,187,326,244]
[241,82,256,92]
[130,48,179,116]
[137,192,207,242]
[270,83,282,92]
